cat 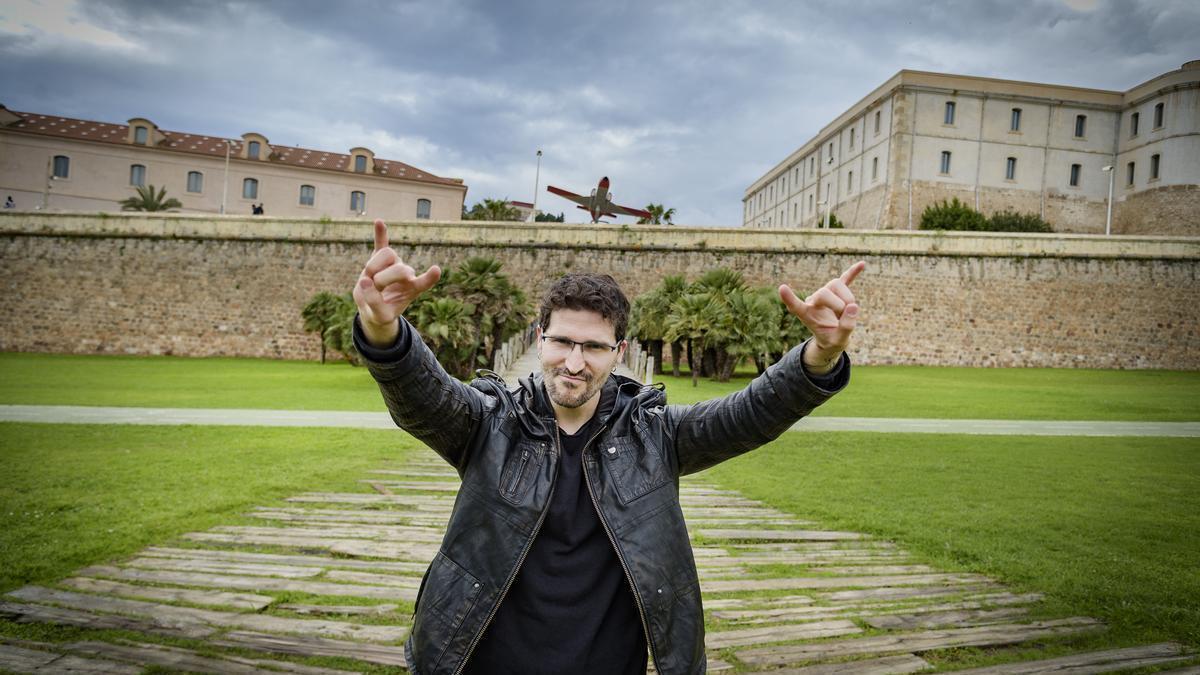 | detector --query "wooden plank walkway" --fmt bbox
[3,449,1194,673]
